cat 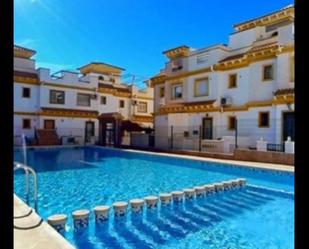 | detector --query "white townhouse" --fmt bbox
[150,5,294,150]
[14,46,154,146]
